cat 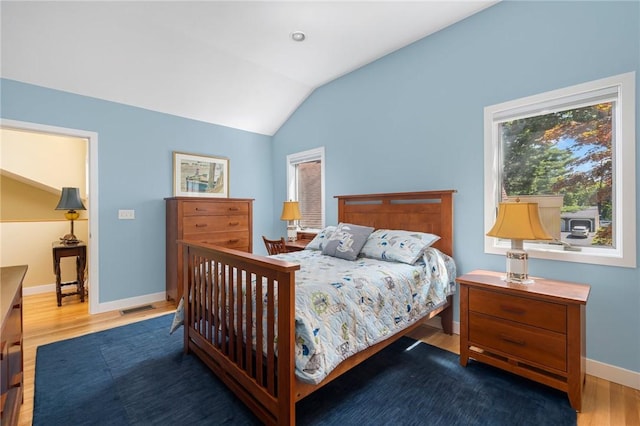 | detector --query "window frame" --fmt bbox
[286,146,325,231]
[484,72,636,268]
